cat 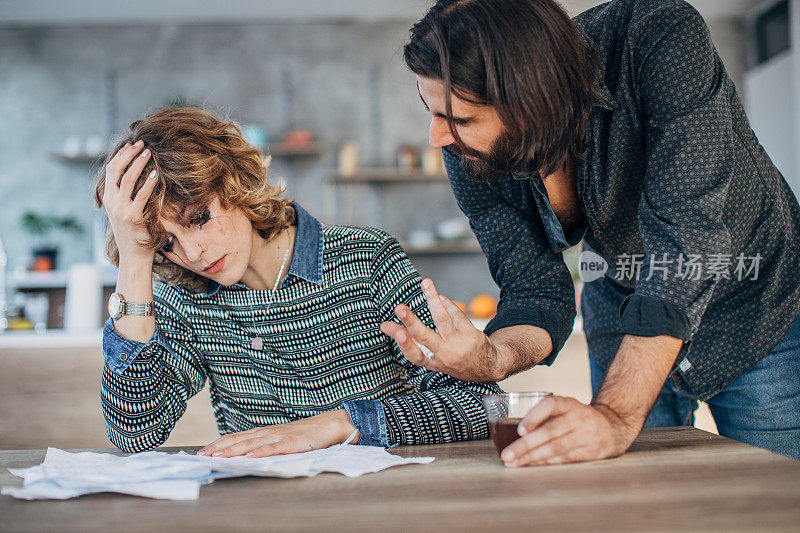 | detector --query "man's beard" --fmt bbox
[448,130,537,183]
